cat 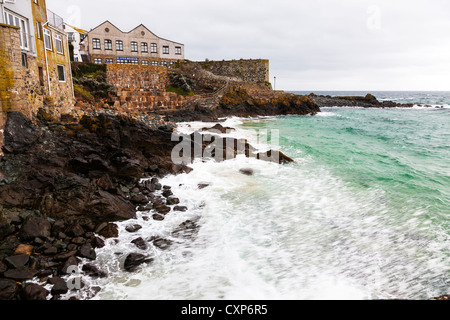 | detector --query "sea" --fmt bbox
[75,91,450,301]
